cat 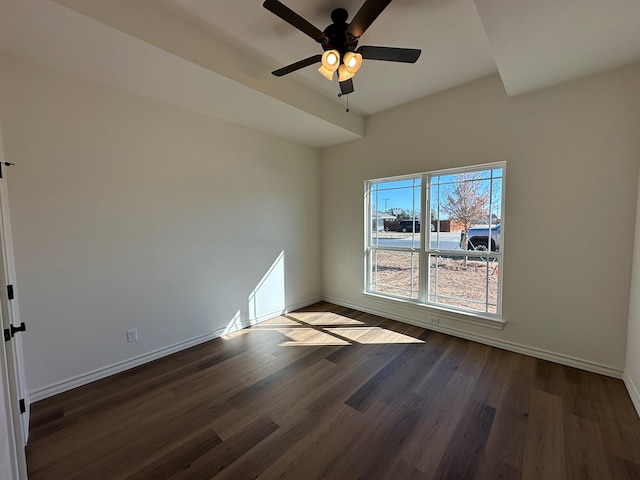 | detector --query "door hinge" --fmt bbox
[0,162,15,179]
[19,398,25,414]
[4,322,27,342]
[7,284,14,300]
[3,323,26,341]
[10,322,25,337]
